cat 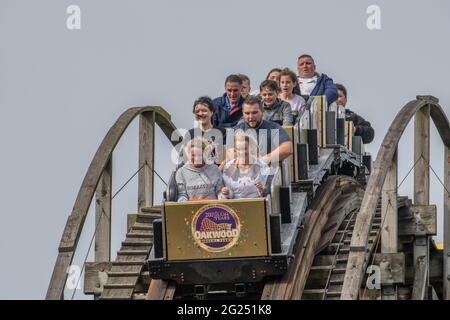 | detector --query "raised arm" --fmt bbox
[261,140,293,164]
